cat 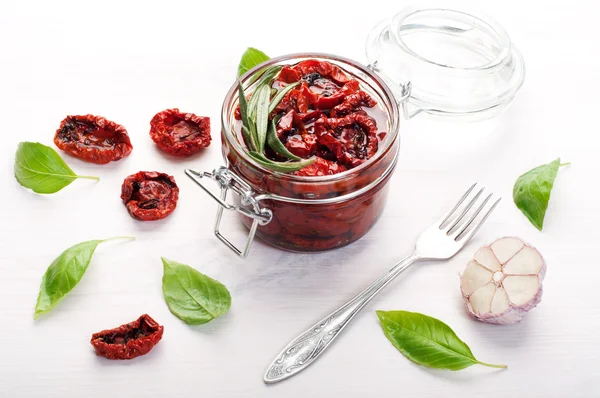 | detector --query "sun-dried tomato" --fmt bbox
[150,108,211,156]
[278,65,300,83]
[293,156,347,177]
[121,171,179,221]
[276,65,360,111]
[54,114,132,164]
[299,109,323,123]
[280,60,351,86]
[274,84,310,114]
[314,113,379,168]
[276,110,317,158]
[91,314,164,360]
[330,90,377,117]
